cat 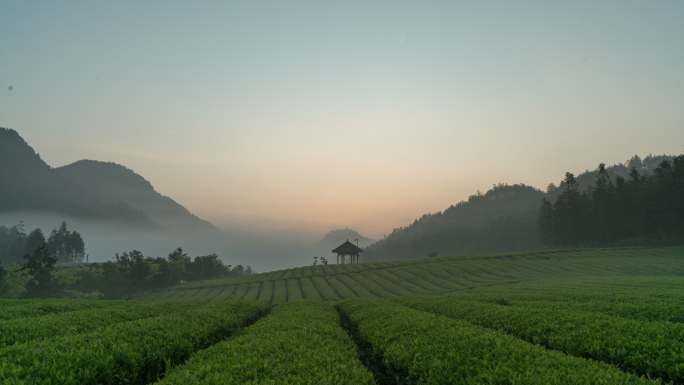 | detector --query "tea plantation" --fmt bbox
[2,246,683,384]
